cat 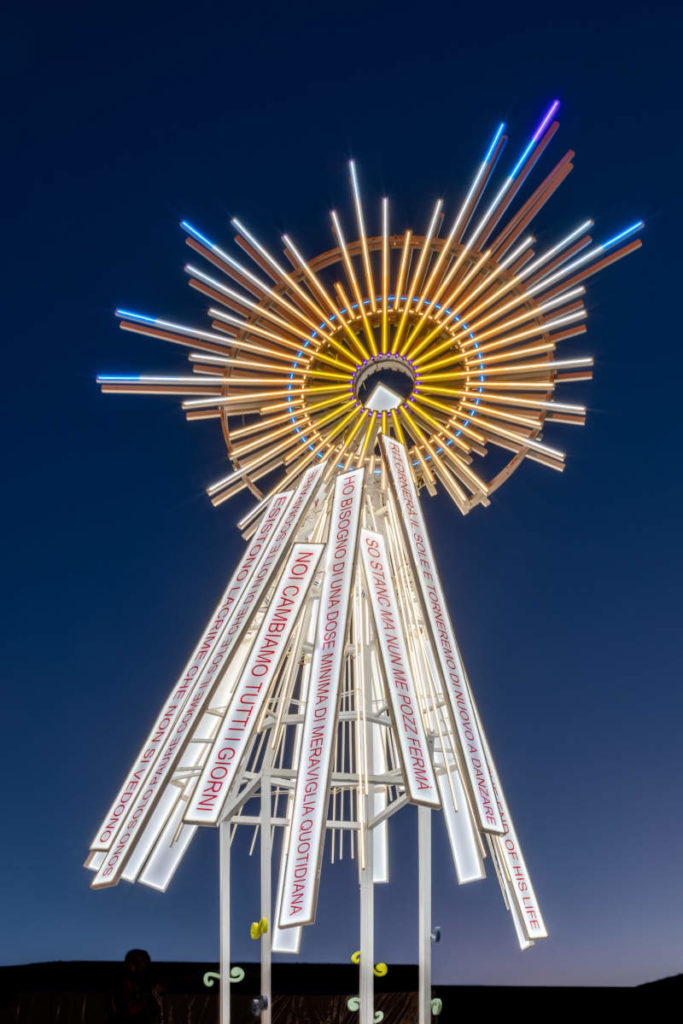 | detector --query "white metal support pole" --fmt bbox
[359,828,375,1024]
[260,772,272,1024]
[219,819,231,1024]
[418,805,432,1024]
[360,558,376,1024]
